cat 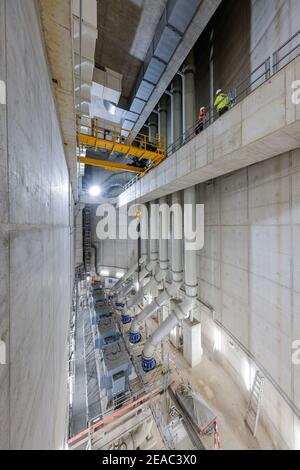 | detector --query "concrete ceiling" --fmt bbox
[90,0,220,198]
[95,0,167,101]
